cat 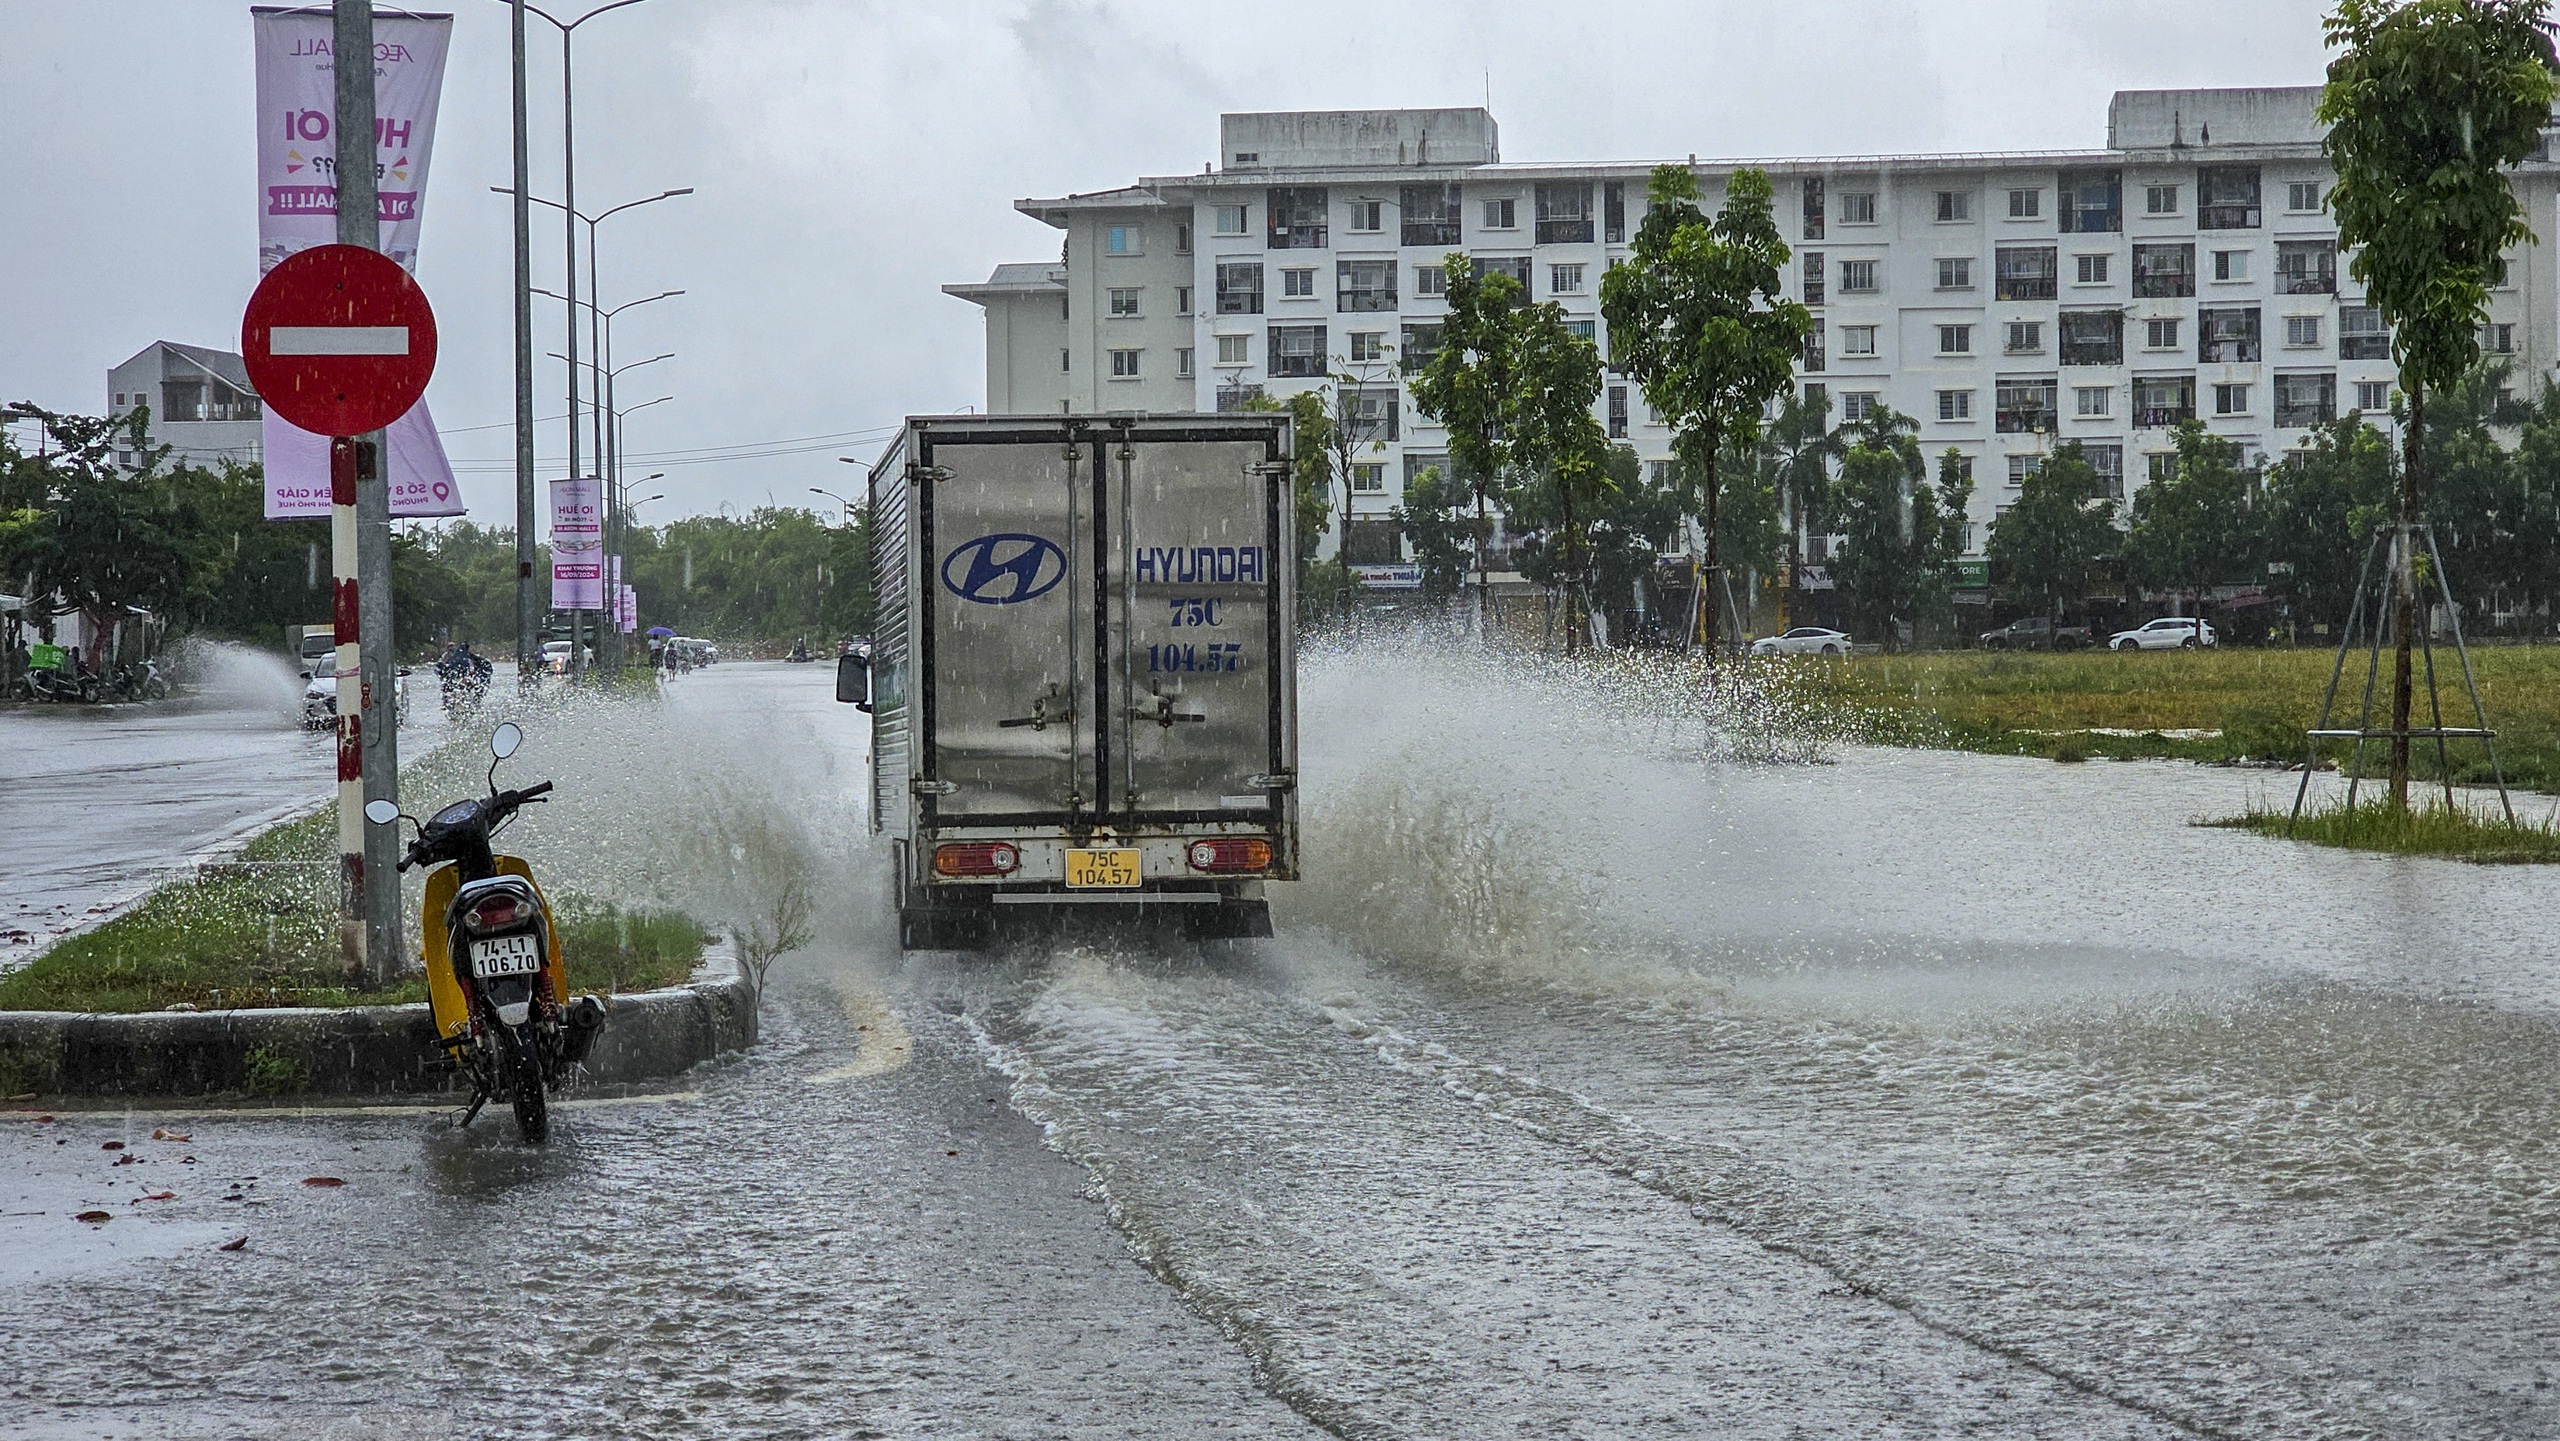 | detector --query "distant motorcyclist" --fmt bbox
[437,640,493,714]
